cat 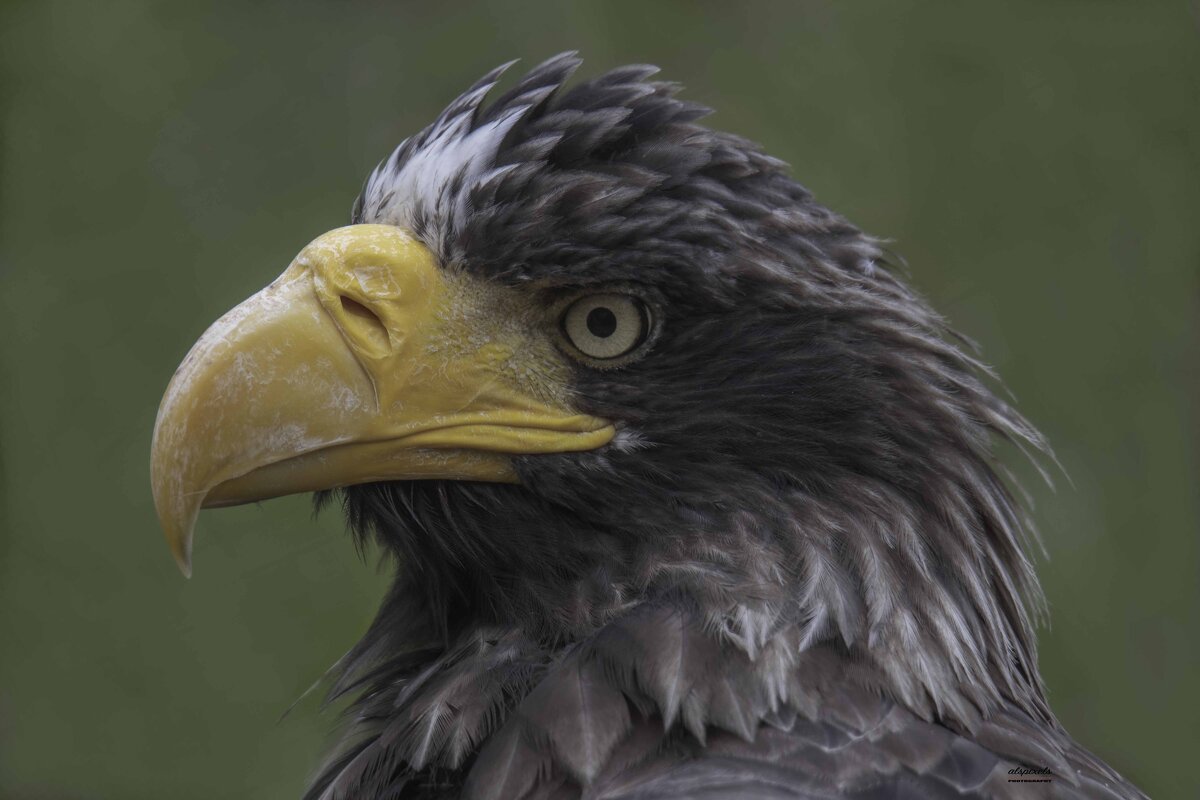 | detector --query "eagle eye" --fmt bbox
[560,293,651,365]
